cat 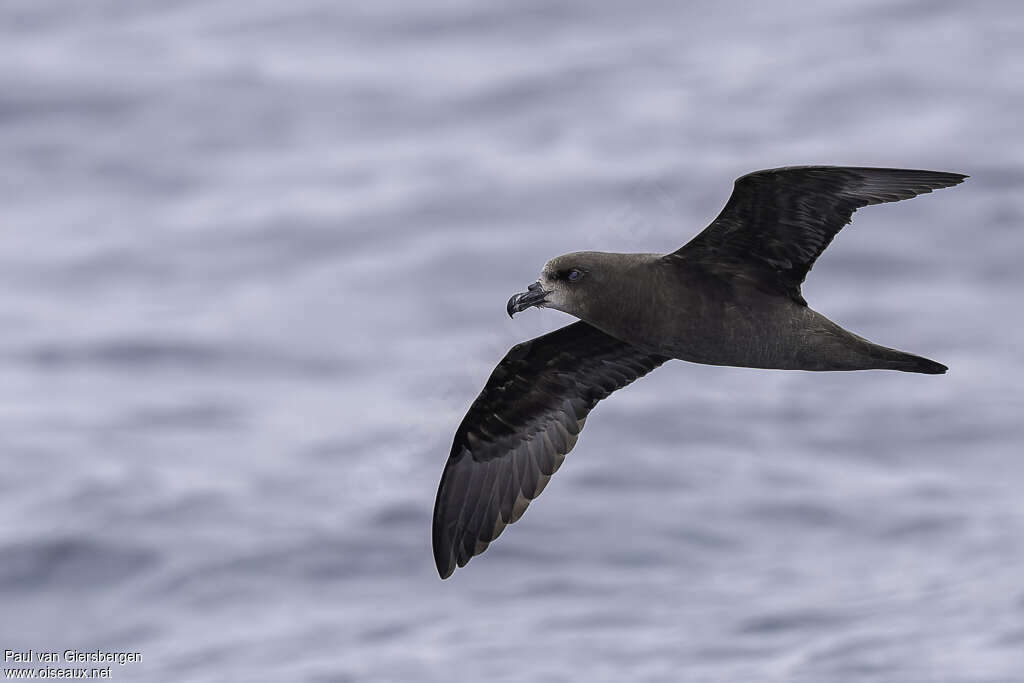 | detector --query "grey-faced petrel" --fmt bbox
[433,165,966,579]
